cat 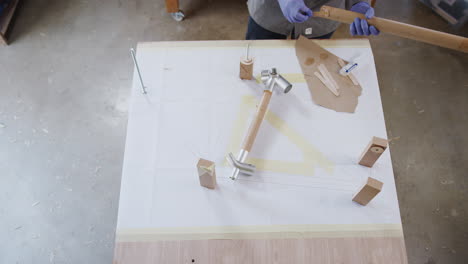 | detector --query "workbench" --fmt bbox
[113,39,408,263]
